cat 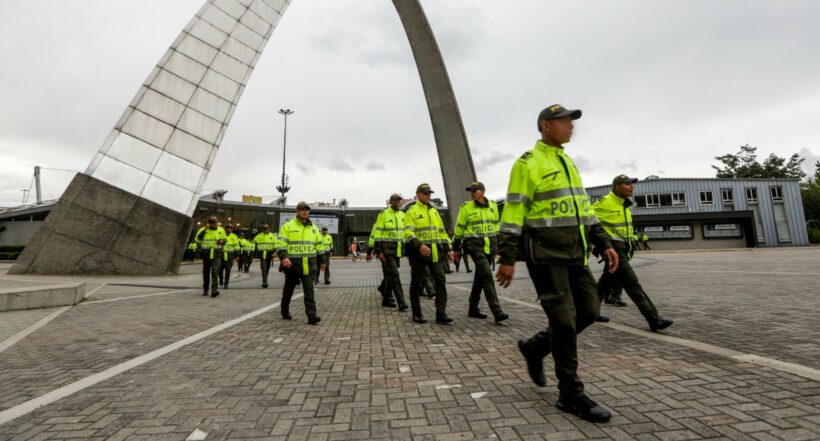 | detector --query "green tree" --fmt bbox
[712,144,806,179]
